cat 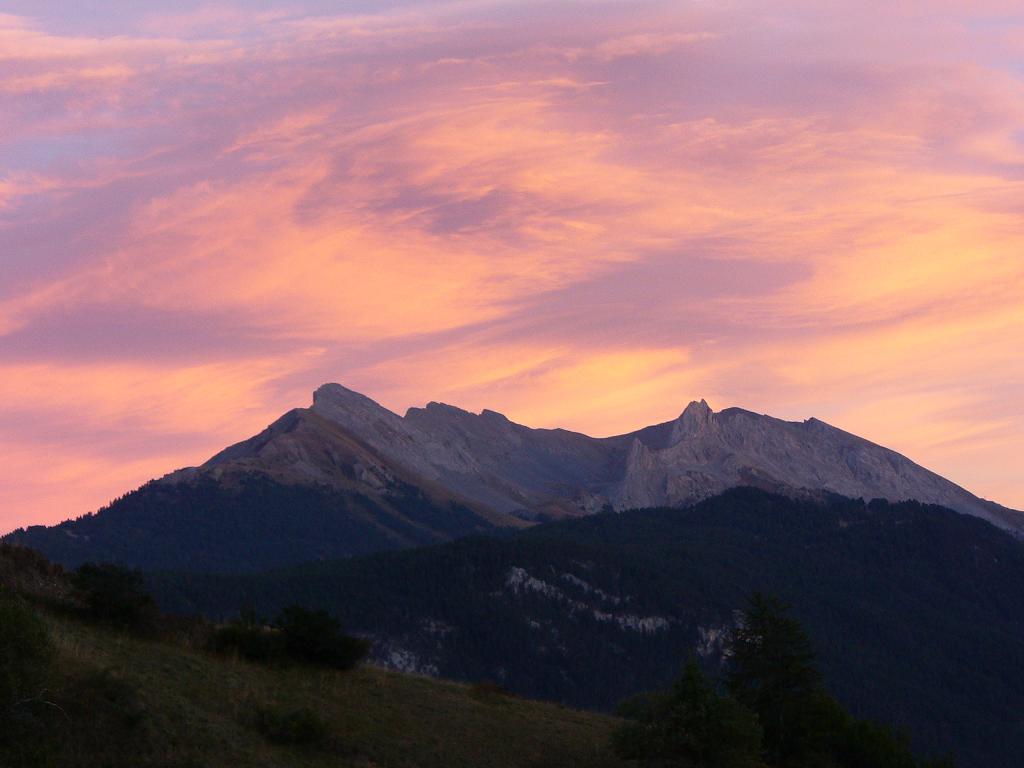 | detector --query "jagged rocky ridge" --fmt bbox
[290,383,1022,531]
